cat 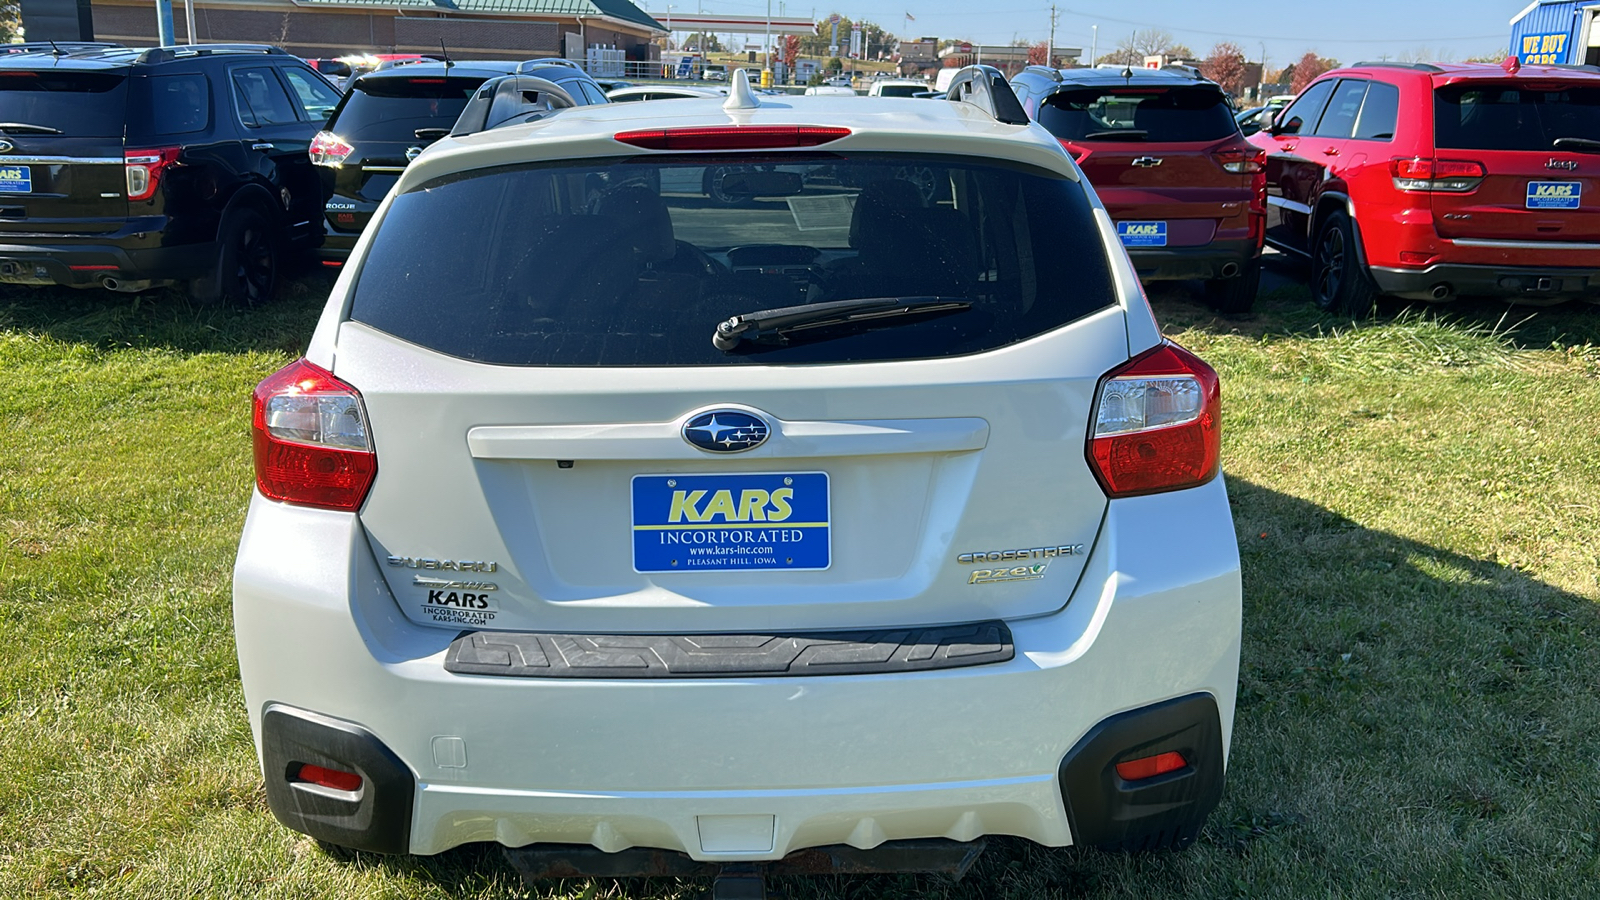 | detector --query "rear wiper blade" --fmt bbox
[1081,129,1147,140]
[0,122,61,134]
[1553,136,1600,153]
[712,296,972,351]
